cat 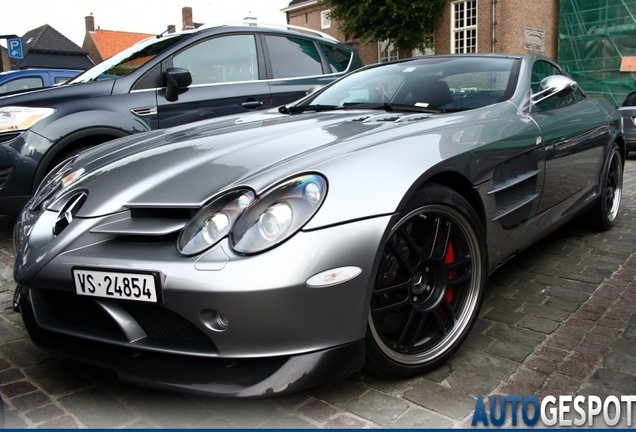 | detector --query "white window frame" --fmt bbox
[379,40,399,63]
[451,0,478,54]
[321,10,331,29]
